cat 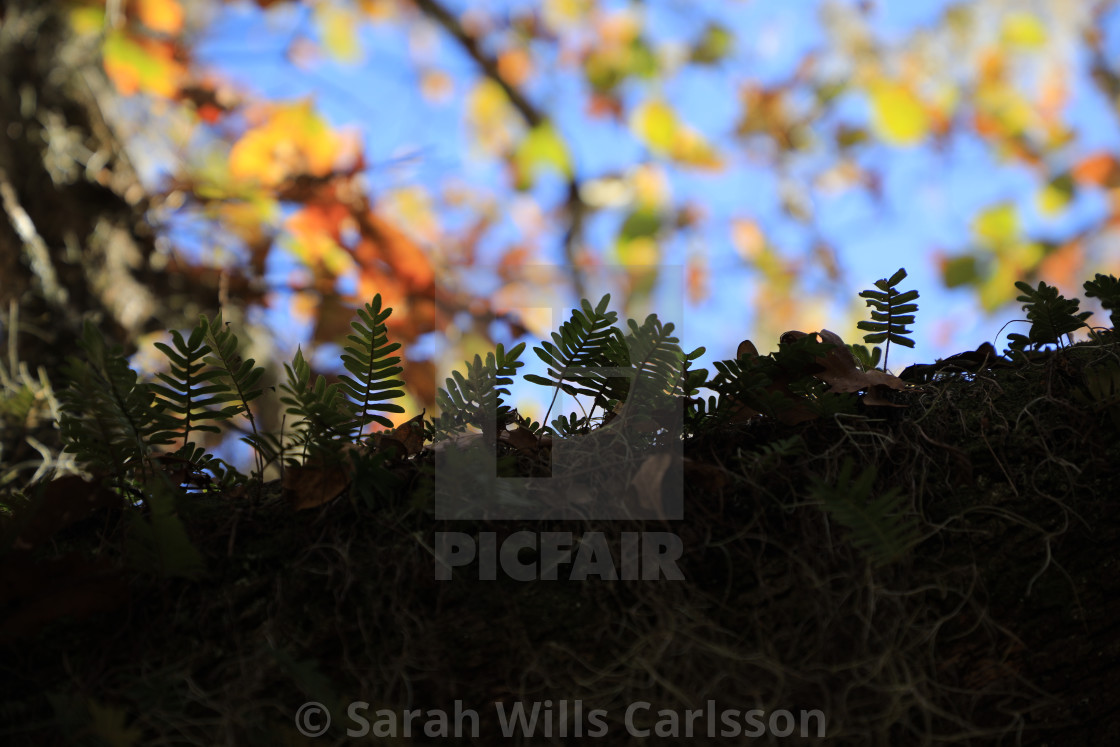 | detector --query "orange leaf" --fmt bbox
[102,32,184,97]
[229,101,342,187]
[1072,152,1120,187]
[135,0,184,34]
